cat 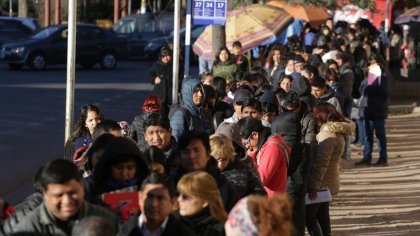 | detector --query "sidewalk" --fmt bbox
[331,110,420,235]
